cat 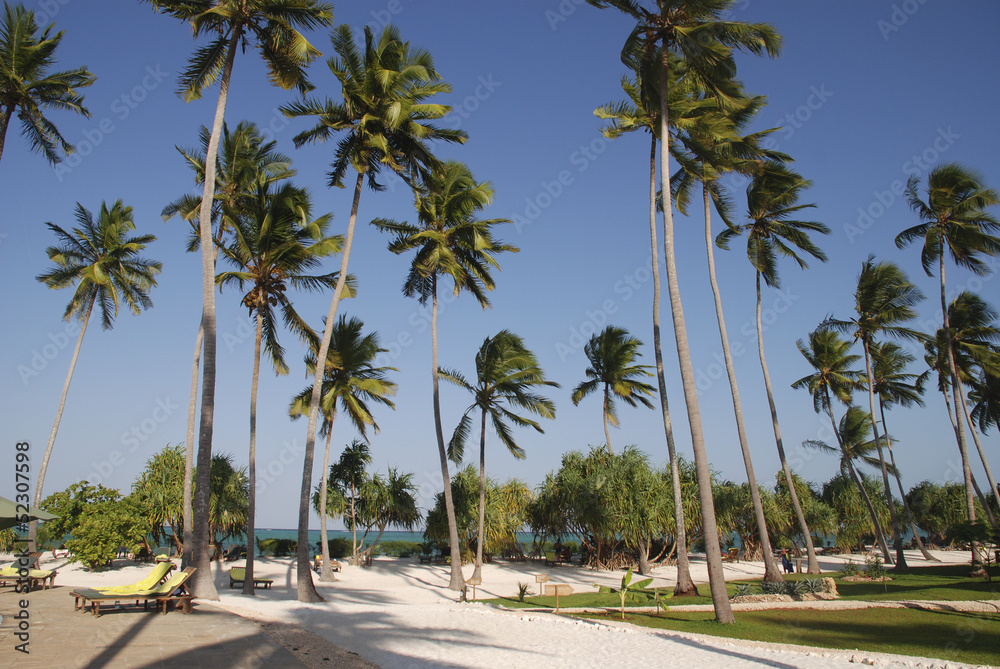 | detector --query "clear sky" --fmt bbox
[3,1,999,530]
